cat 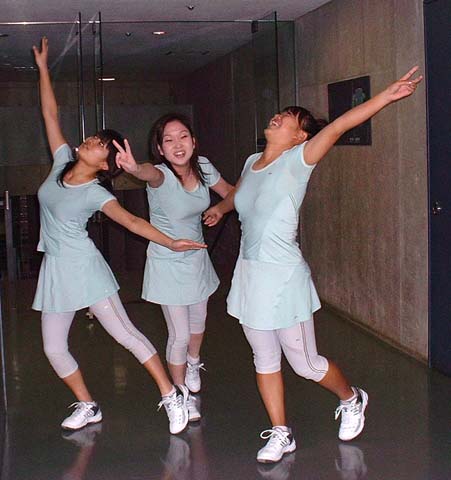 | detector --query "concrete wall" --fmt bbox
[296,0,428,359]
